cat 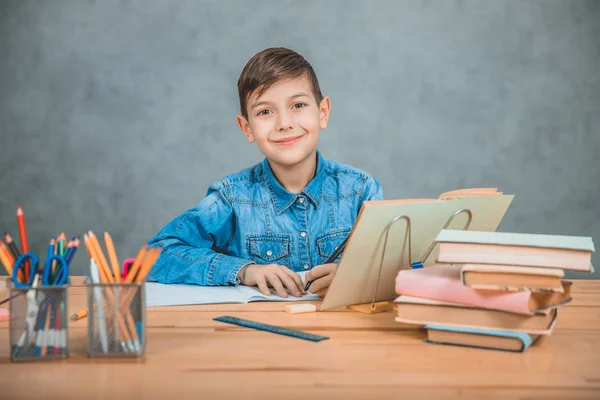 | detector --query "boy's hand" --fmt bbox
[238,264,305,298]
[304,263,338,297]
